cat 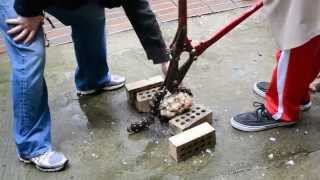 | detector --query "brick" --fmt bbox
[169,104,212,135]
[169,122,216,162]
[134,87,160,112]
[125,75,164,103]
